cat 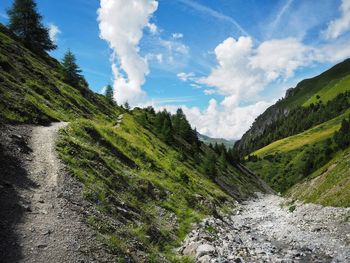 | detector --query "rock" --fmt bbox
[183,242,199,256]
[196,244,215,258]
[234,257,244,263]
[198,255,211,263]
